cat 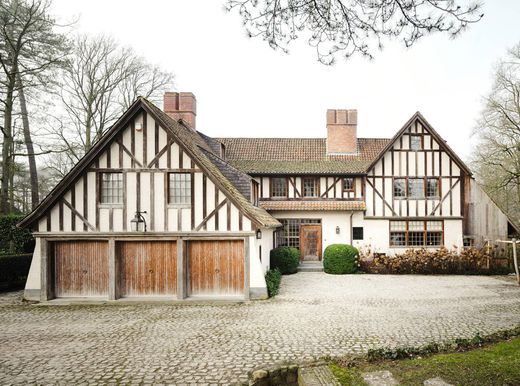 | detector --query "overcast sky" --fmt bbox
[52,0,520,161]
